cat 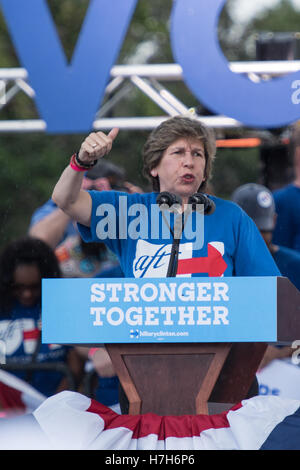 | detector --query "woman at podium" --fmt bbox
[52,115,280,281]
[52,115,281,413]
